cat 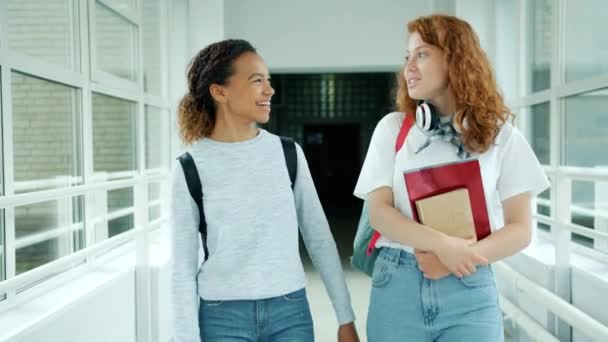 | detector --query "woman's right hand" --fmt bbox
[432,234,488,278]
